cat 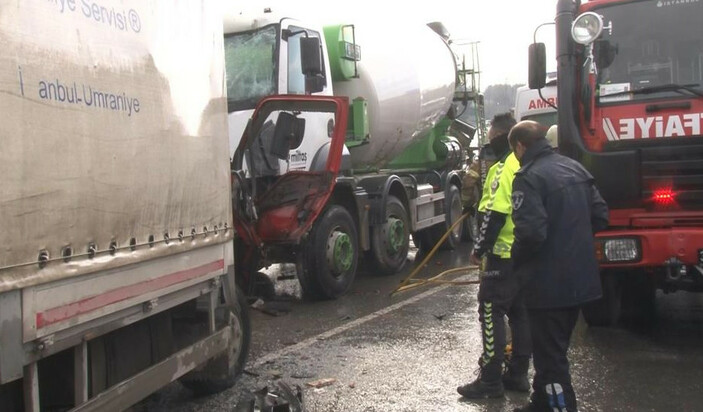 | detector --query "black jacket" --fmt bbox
[511,139,609,308]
